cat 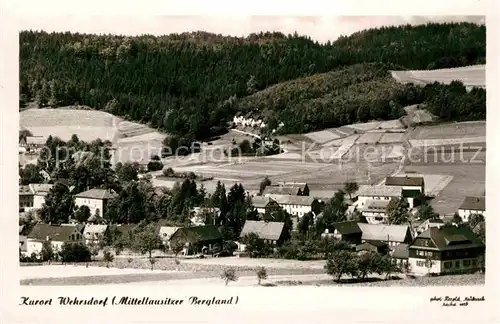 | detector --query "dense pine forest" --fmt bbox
[20,22,486,141]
